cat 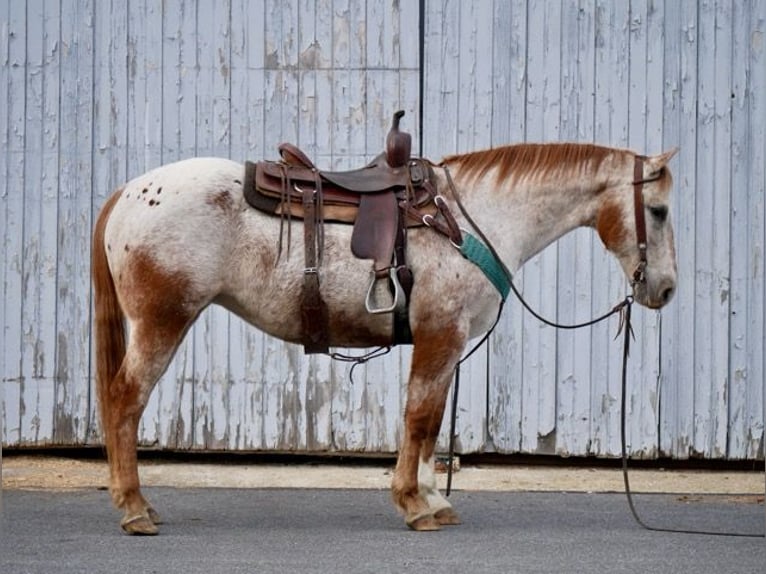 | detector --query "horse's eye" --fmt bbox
[648,205,668,222]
